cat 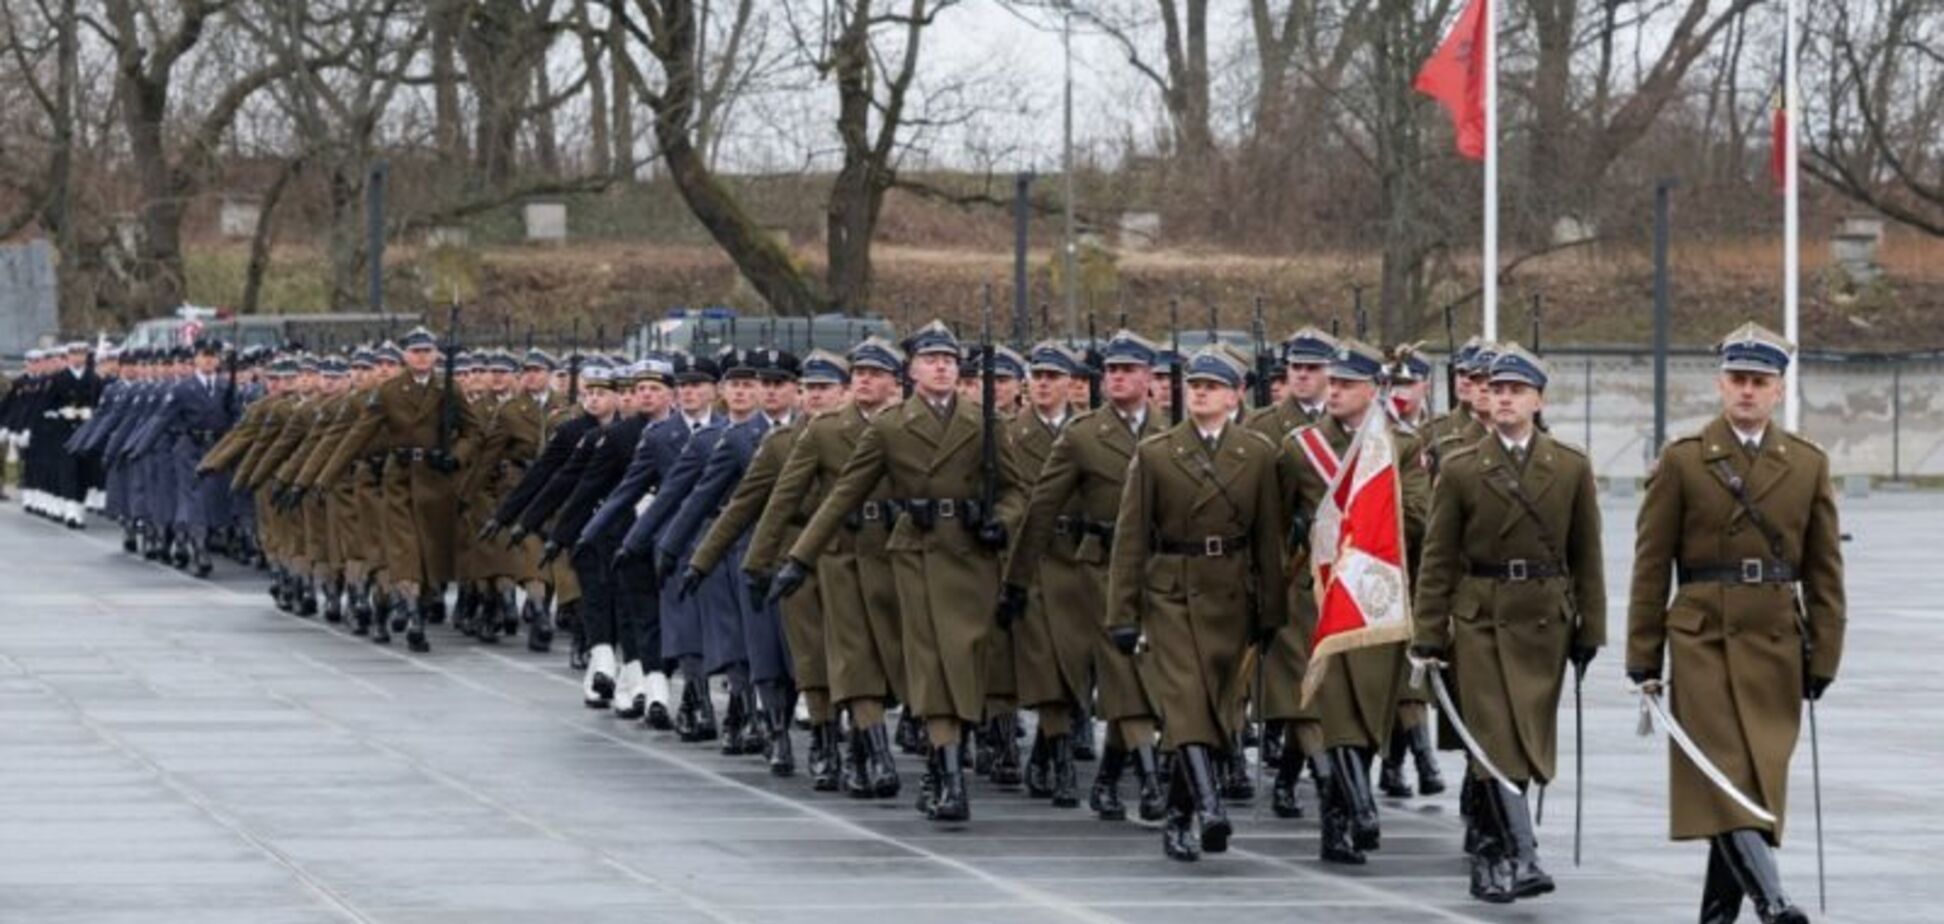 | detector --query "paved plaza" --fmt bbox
[2,491,1940,923]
